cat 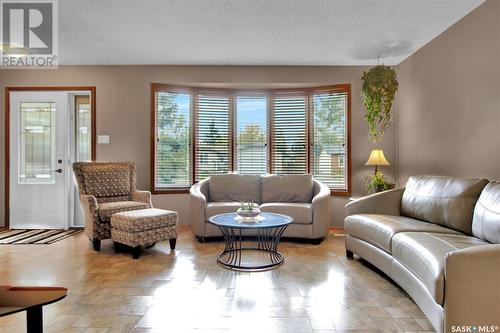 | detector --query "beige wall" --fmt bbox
[0,66,398,228]
[5,0,496,230]
[397,0,500,184]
